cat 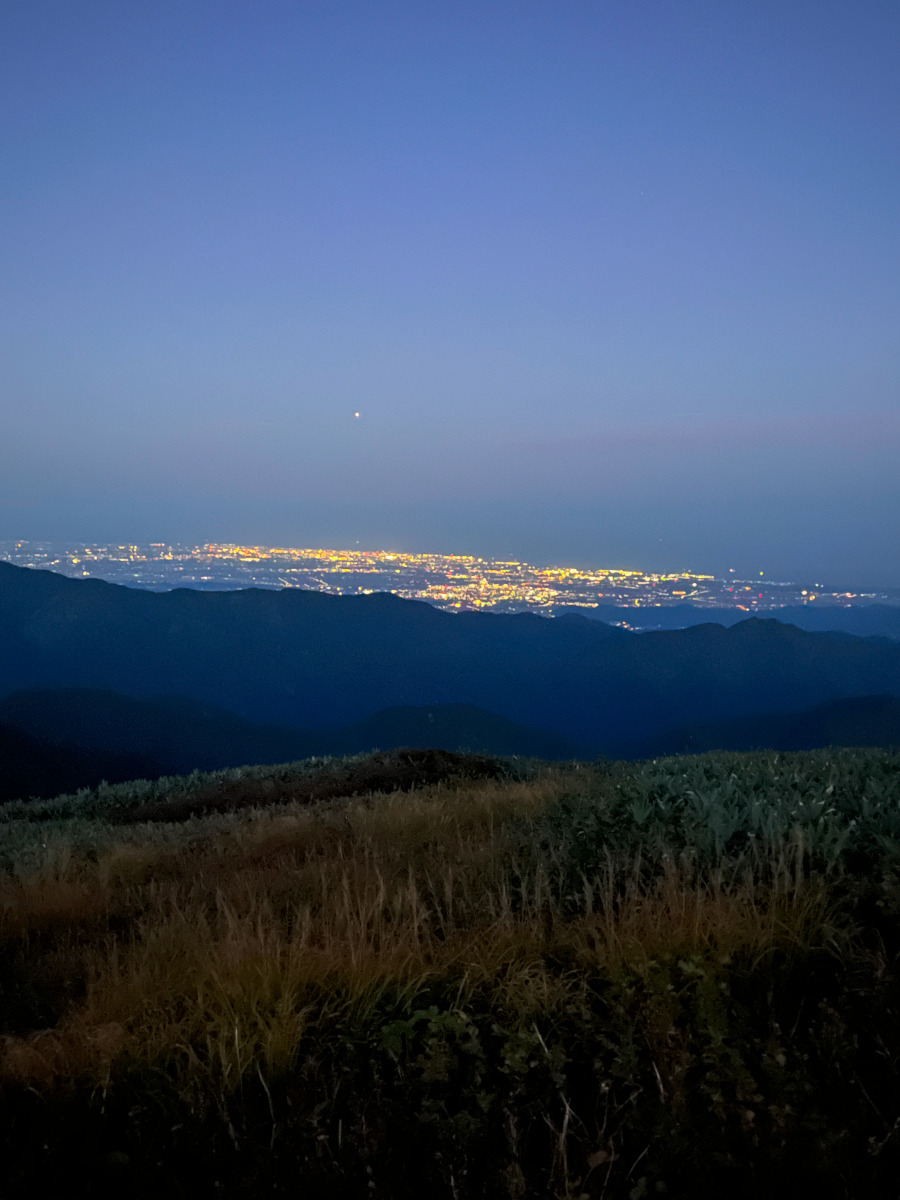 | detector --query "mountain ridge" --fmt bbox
[563,601,900,640]
[2,561,899,759]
